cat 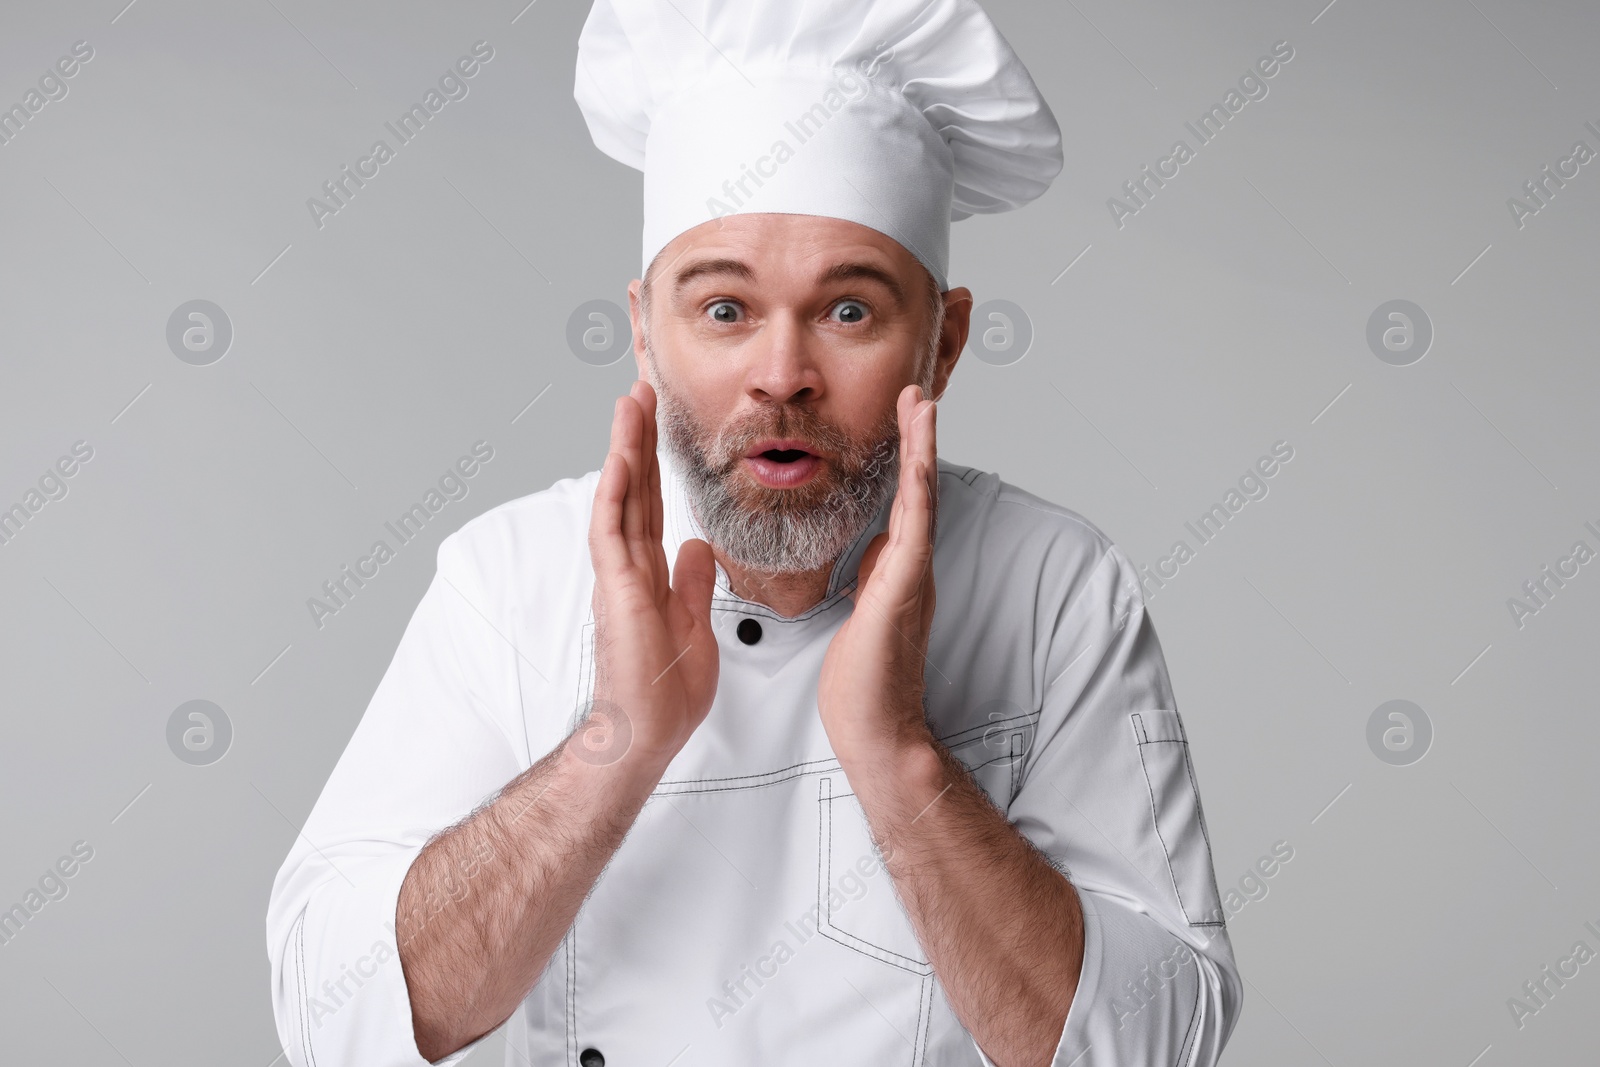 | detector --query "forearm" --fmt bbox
[397,729,673,1061]
[843,735,1083,1067]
